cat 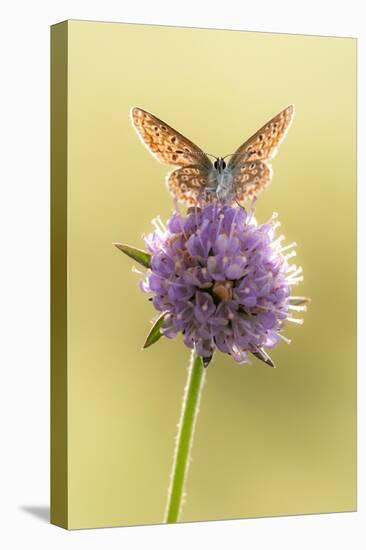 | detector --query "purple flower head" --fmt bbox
[141,204,305,365]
